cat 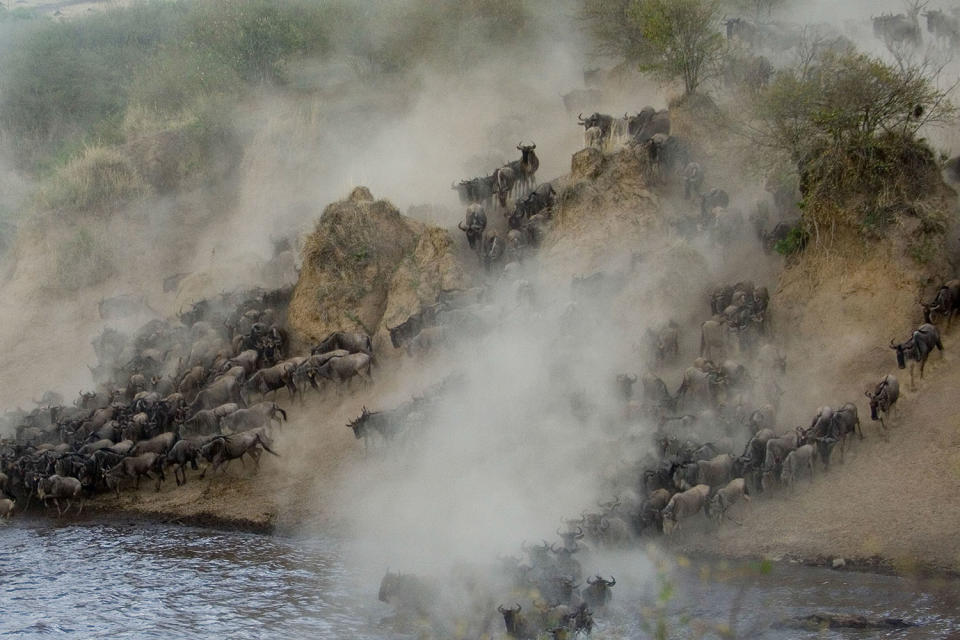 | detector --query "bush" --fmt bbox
[39,146,148,214]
